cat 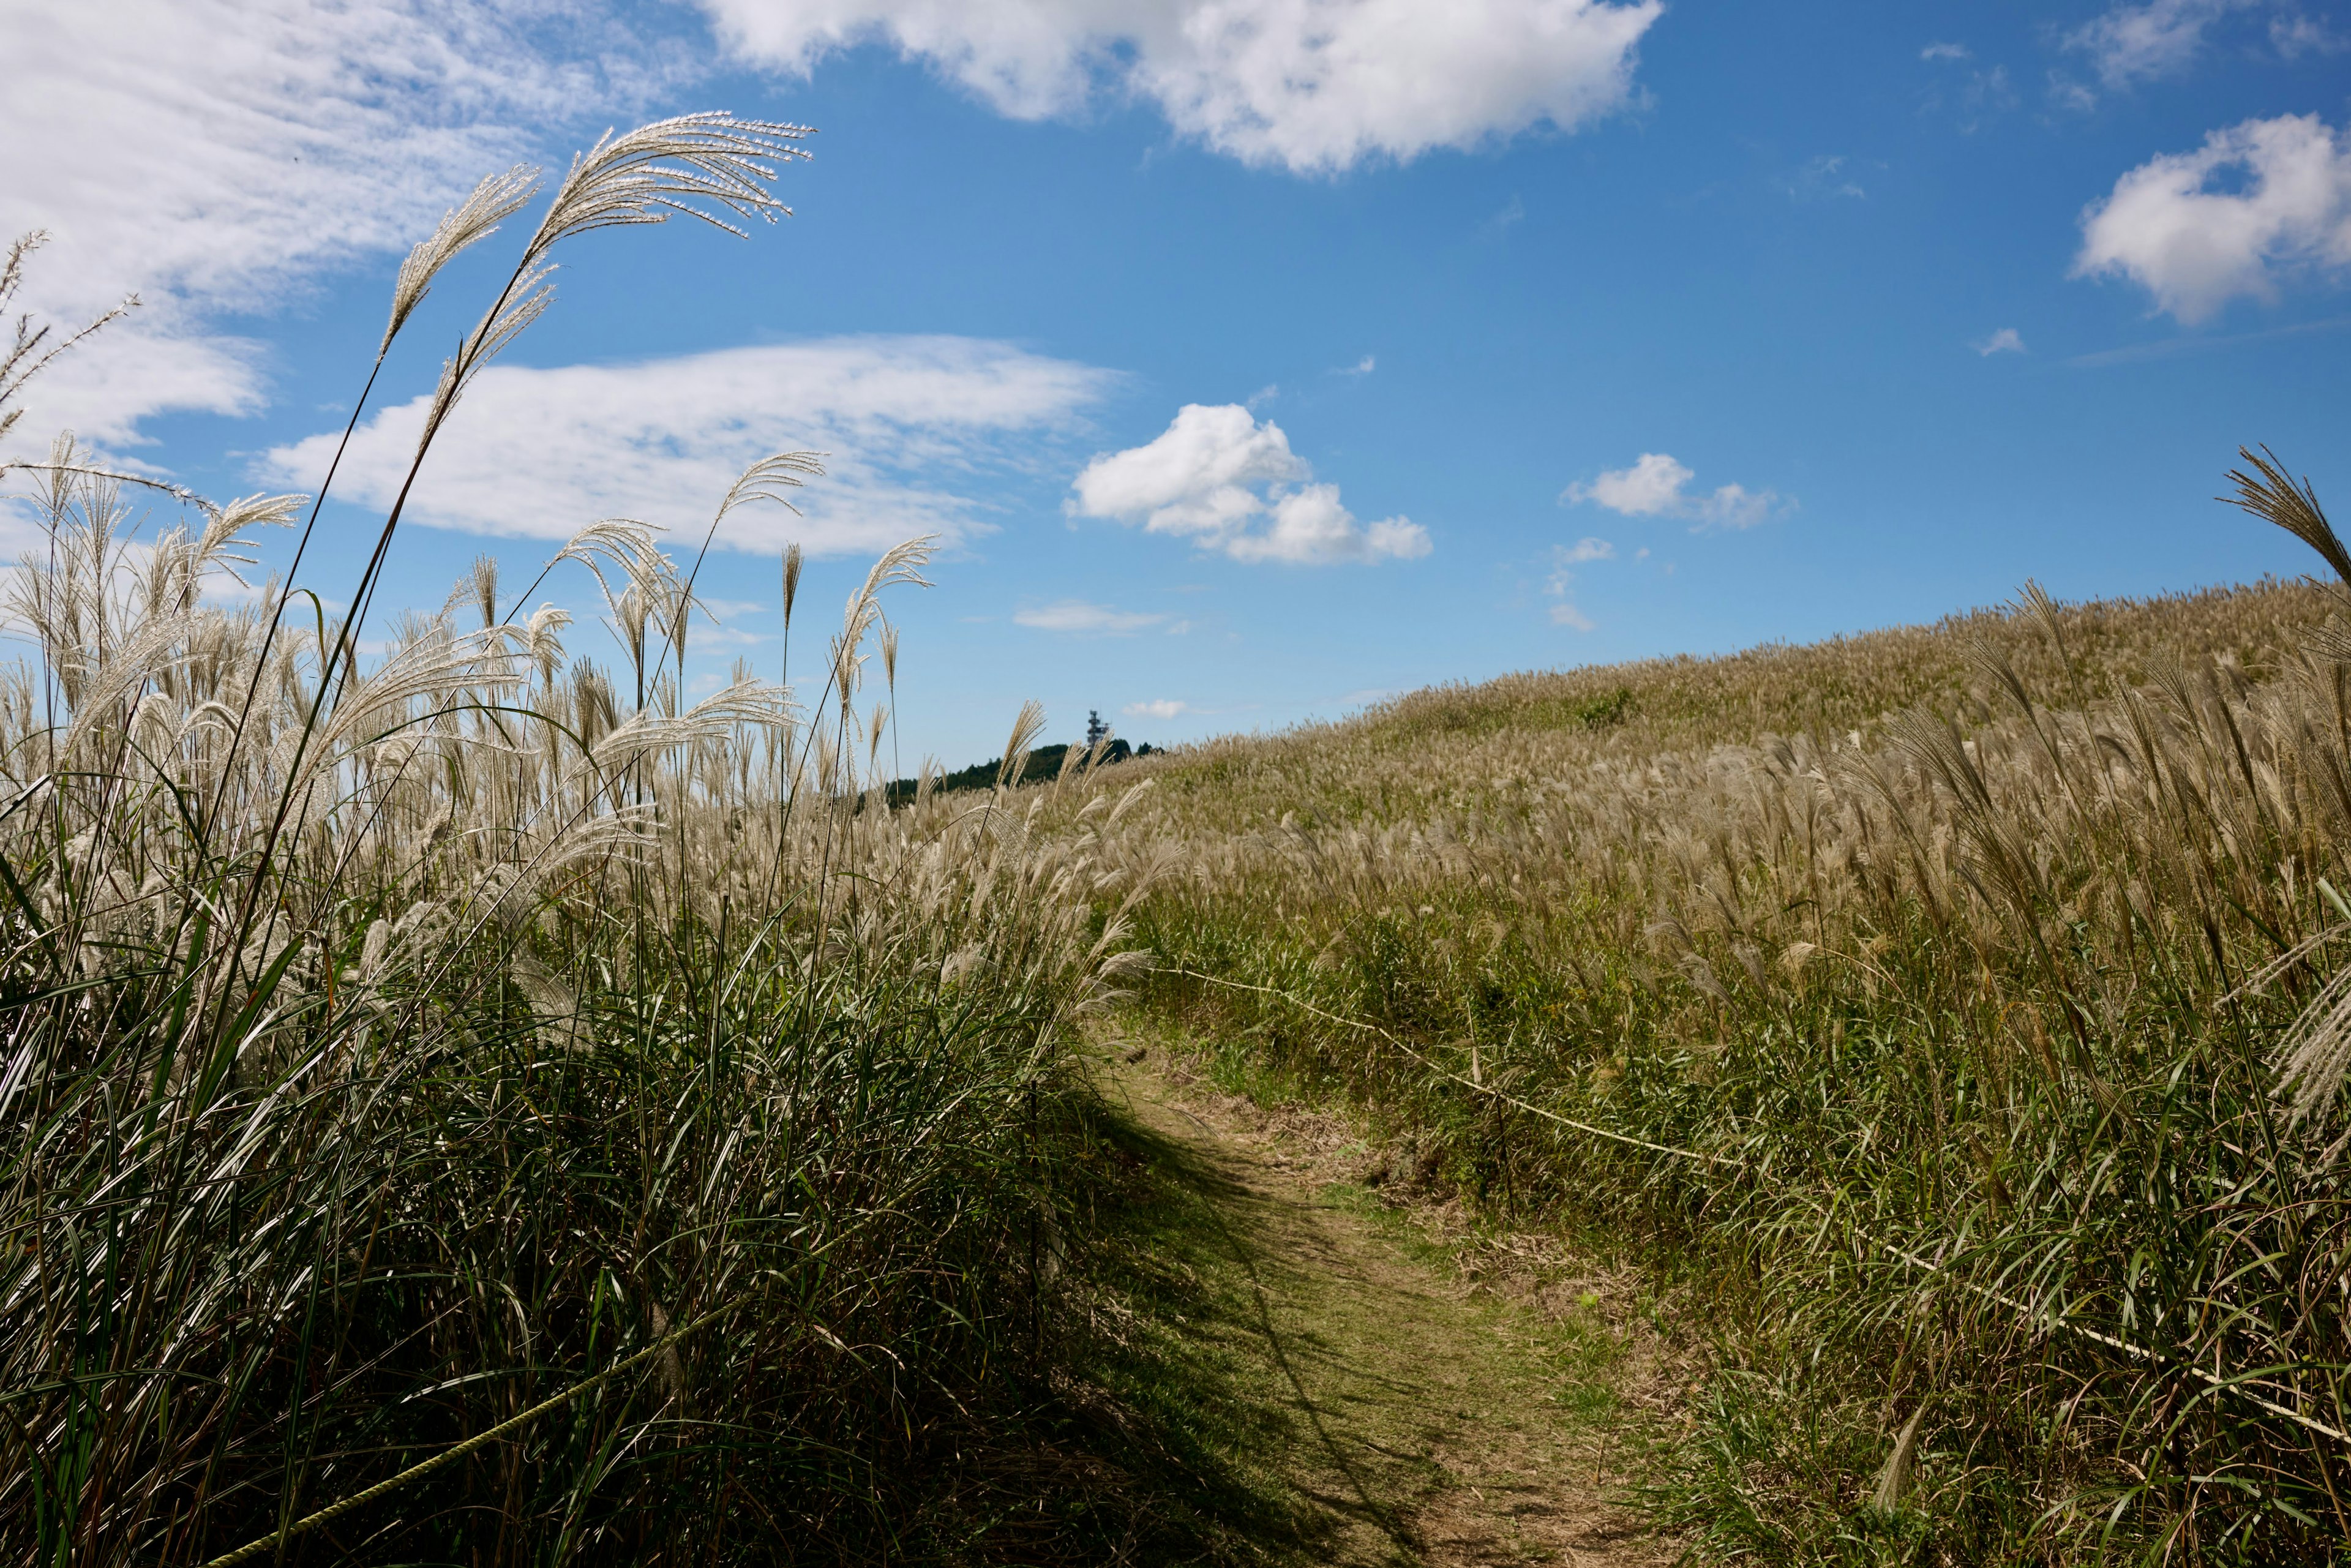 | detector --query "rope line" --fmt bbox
[199,1305,727,1568]
[1163,964,2351,1450]
[1164,967,1738,1168]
